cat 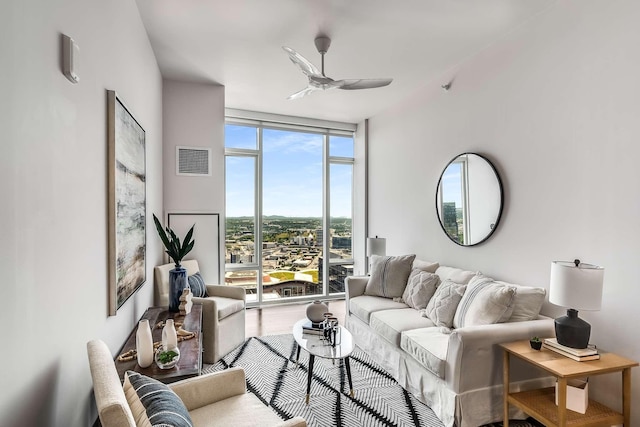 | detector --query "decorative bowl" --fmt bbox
[155,345,181,369]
